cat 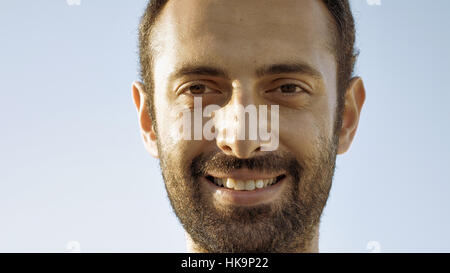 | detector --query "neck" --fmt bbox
[185,226,320,253]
